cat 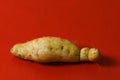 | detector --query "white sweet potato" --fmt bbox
[11,37,100,63]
